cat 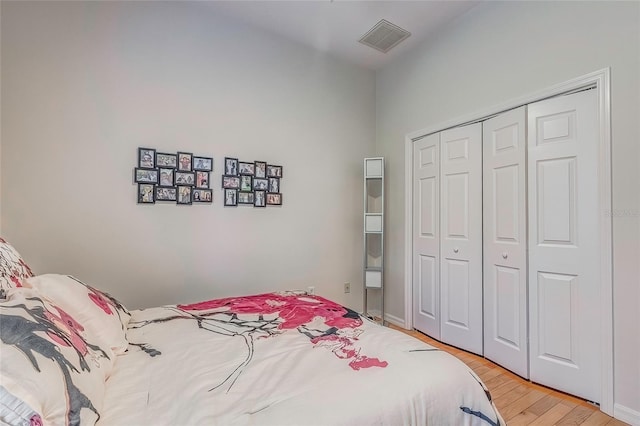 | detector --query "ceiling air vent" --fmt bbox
[359,19,411,53]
